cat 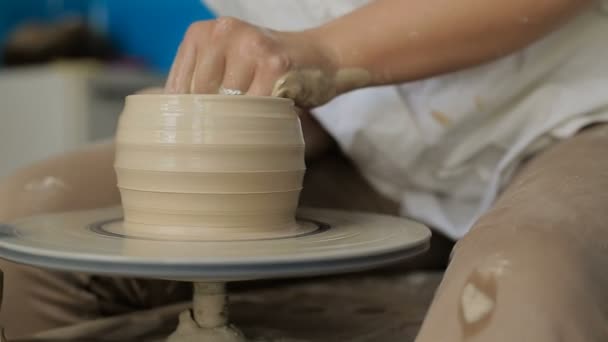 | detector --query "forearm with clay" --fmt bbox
[300,0,593,94]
